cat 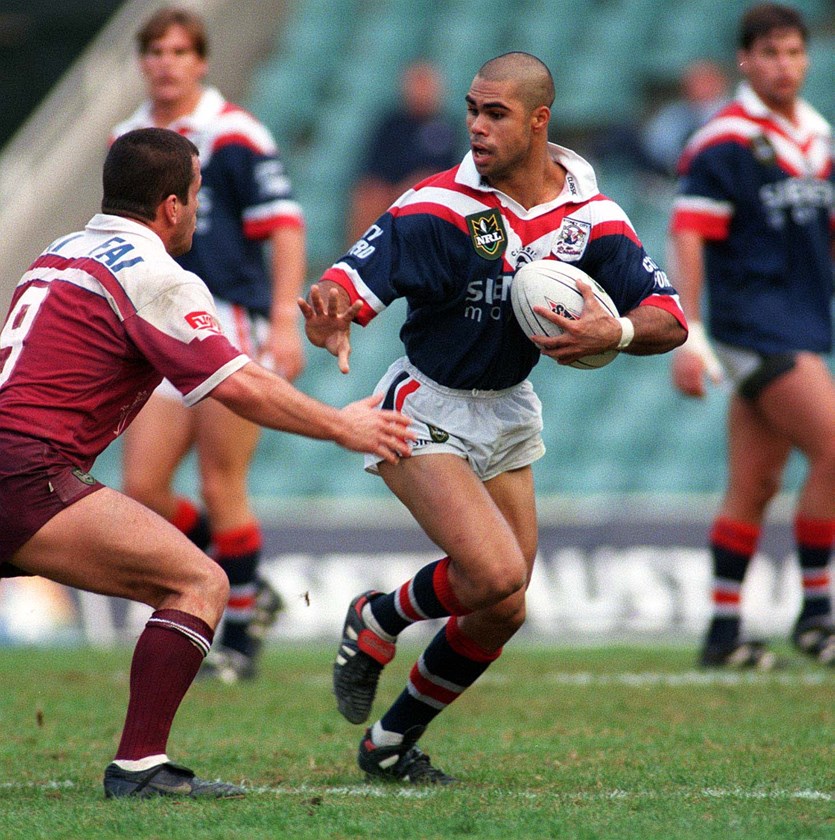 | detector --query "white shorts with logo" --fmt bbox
[364,357,546,481]
[155,300,269,401]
